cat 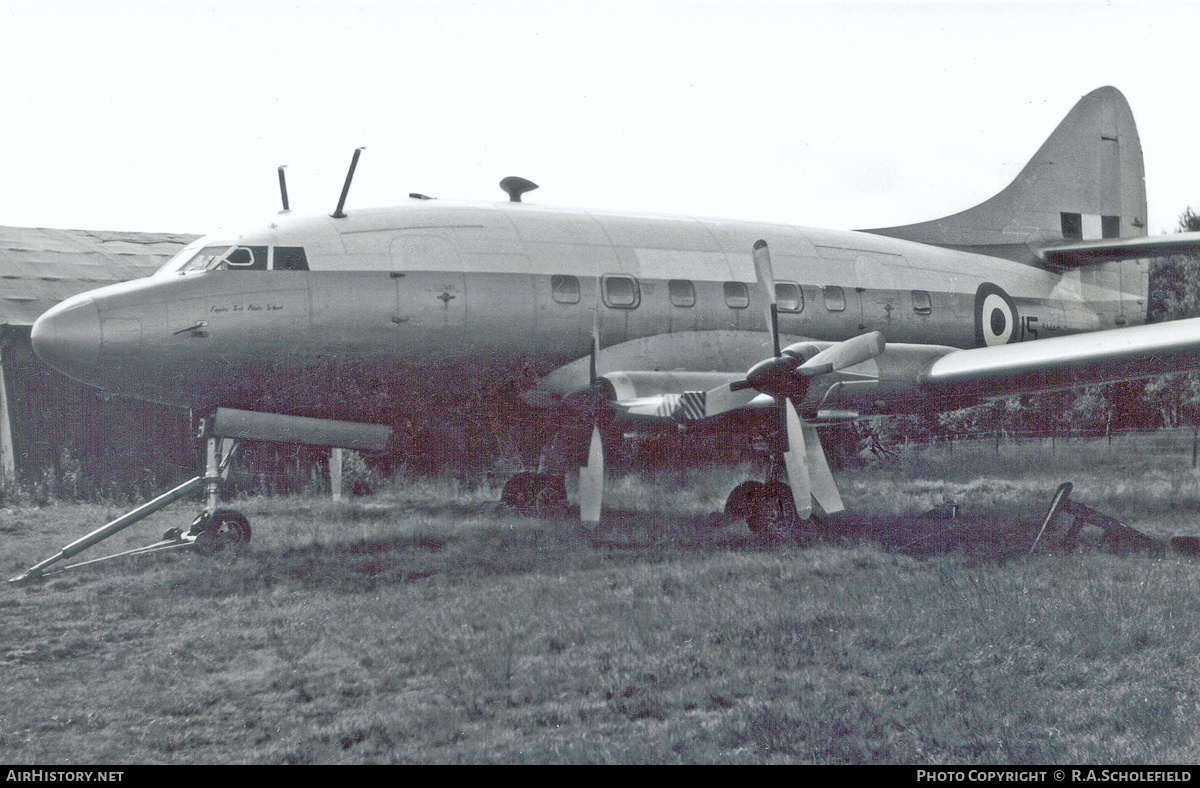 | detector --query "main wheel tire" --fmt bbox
[747,480,799,534]
[502,473,567,516]
[724,481,765,520]
[501,472,539,510]
[533,475,568,516]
